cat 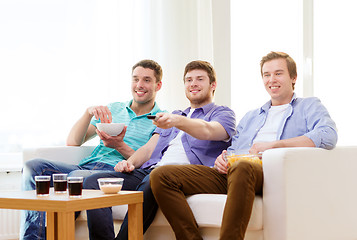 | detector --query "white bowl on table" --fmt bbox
[96,123,125,136]
[97,178,124,194]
